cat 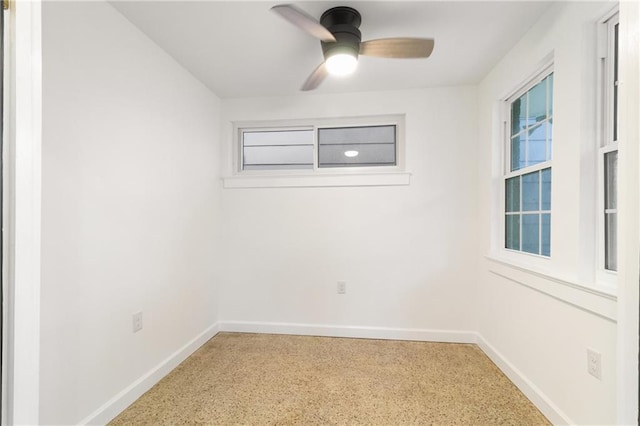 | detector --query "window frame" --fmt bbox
[596,8,619,283]
[500,62,554,259]
[233,115,405,176]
